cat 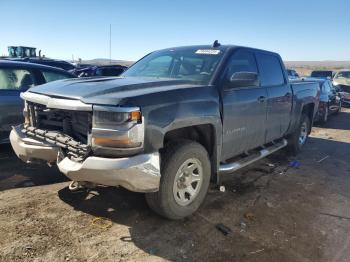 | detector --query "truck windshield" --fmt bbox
[335,71,350,79]
[122,48,224,84]
[311,71,332,78]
